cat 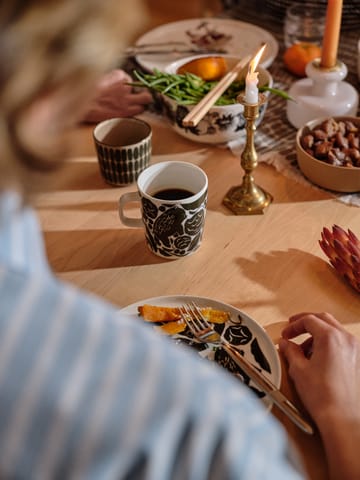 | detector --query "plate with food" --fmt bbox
[120,295,281,409]
[133,18,278,72]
